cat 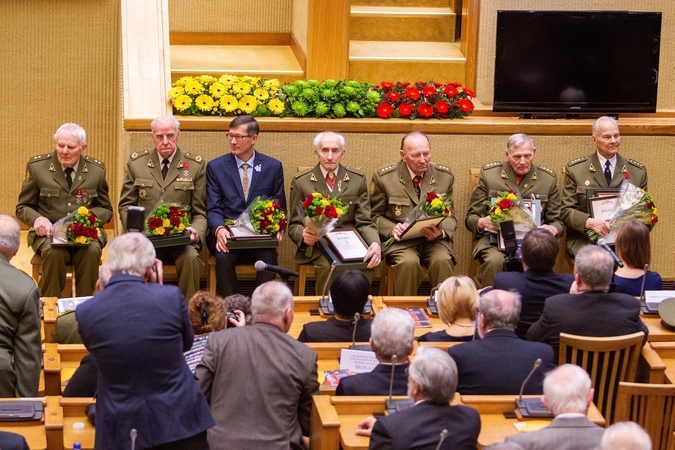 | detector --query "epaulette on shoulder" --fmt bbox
[293,167,313,179]
[628,159,645,170]
[184,153,204,164]
[482,161,502,170]
[130,150,149,161]
[377,164,397,175]
[433,163,453,173]
[29,153,52,163]
[567,156,587,167]
[536,164,556,177]
[344,166,364,176]
[83,155,105,168]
